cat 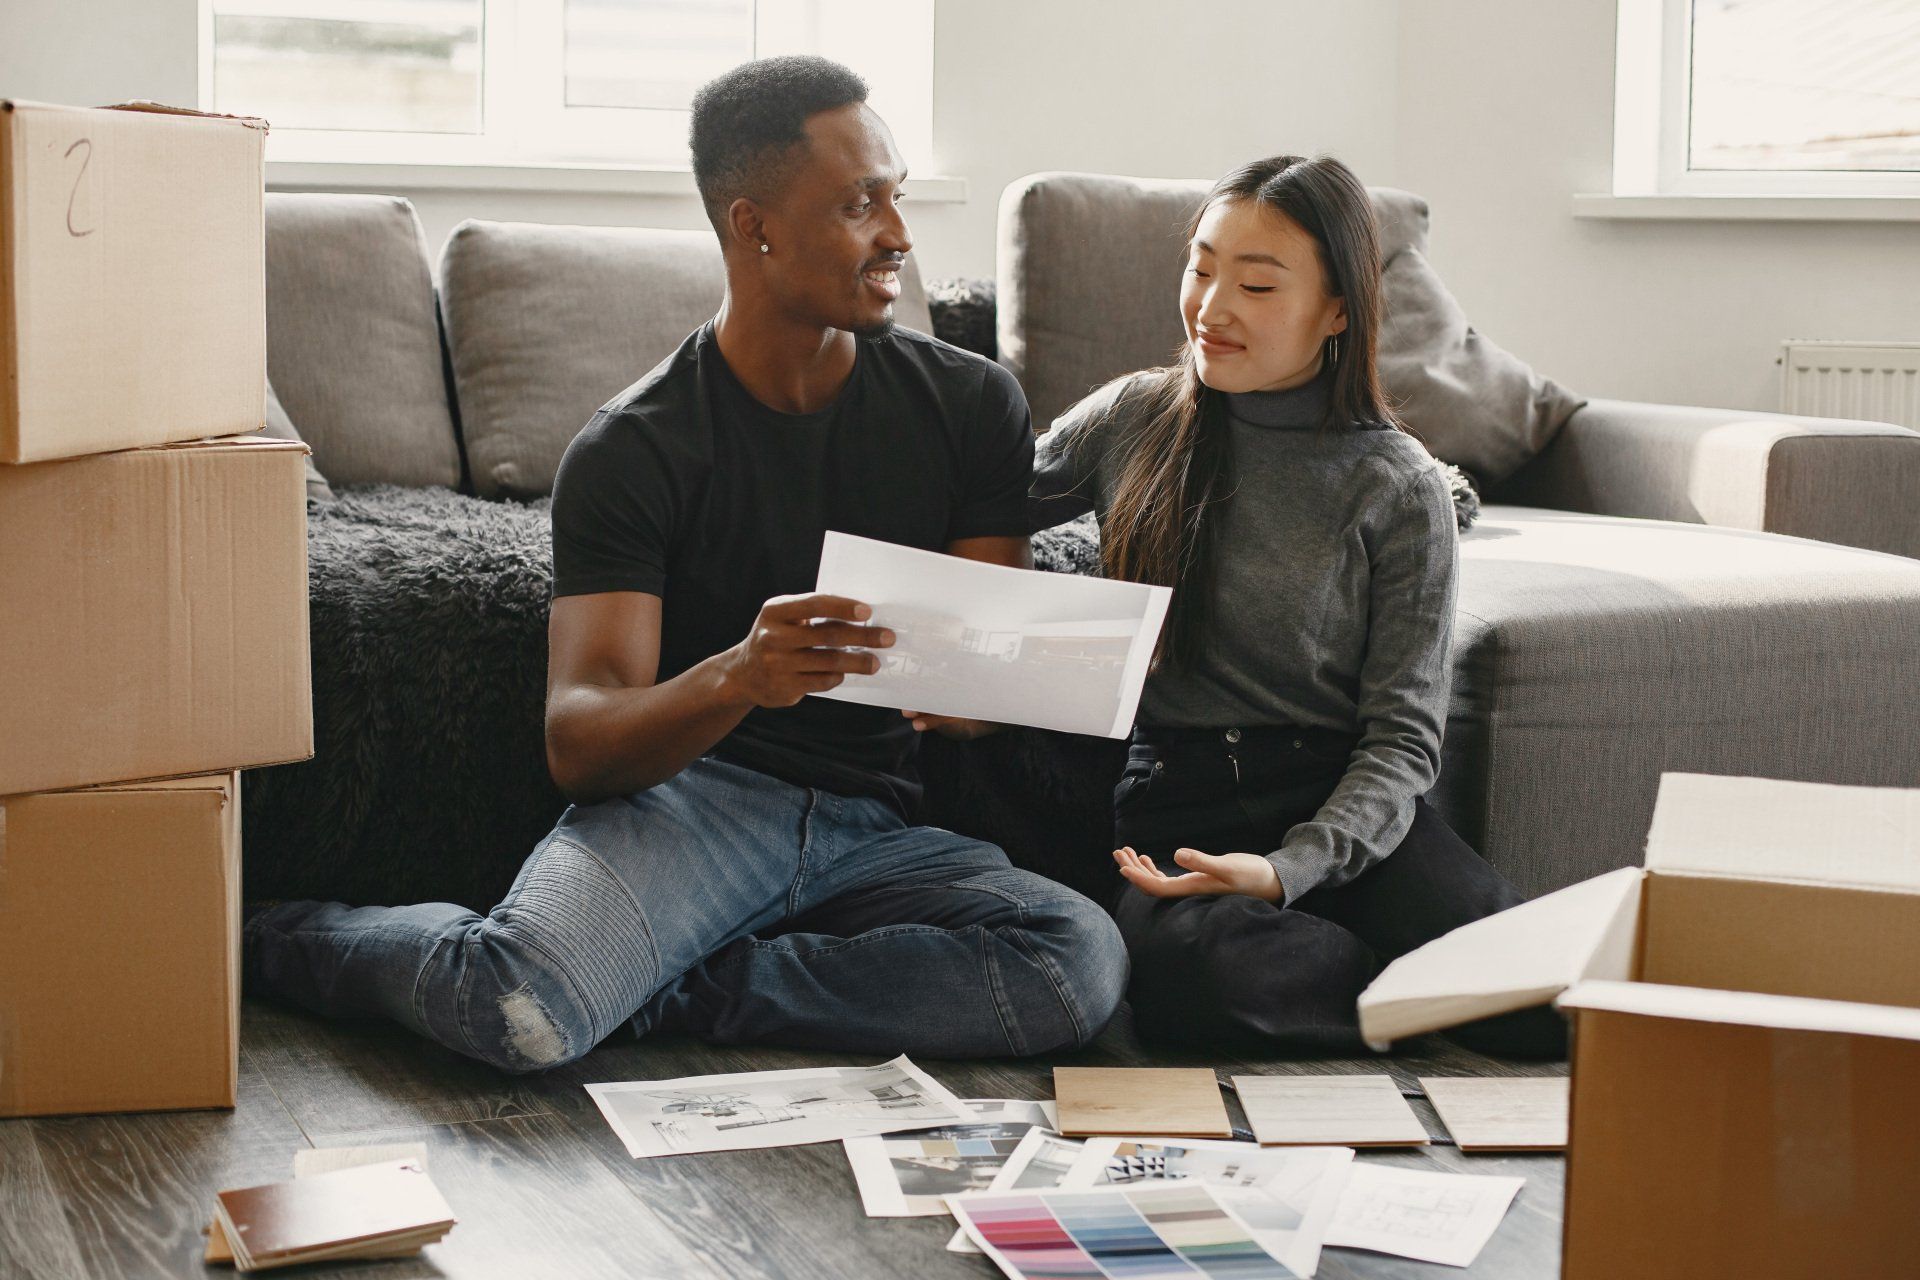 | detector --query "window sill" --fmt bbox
[1572,194,1920,222]
[265,158,968,203]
